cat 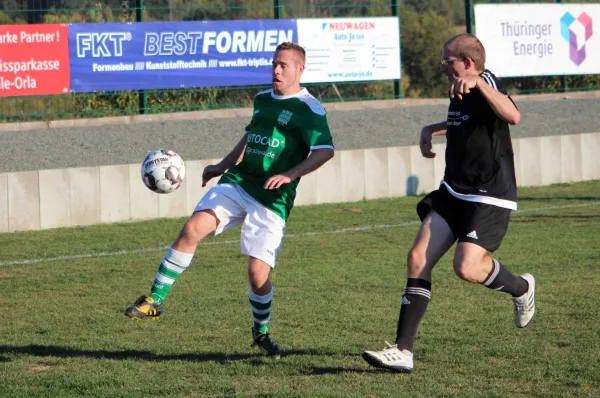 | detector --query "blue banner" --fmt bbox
[68,20,297,92]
